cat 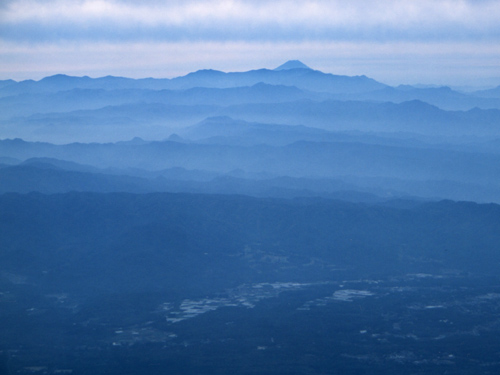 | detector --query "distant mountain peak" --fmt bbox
[40,74,72,81]
[201,116,238,124]
[274,60,311,71]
